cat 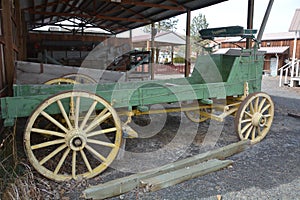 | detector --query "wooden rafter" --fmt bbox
[26,10,150,23]
[100,0,186,11]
